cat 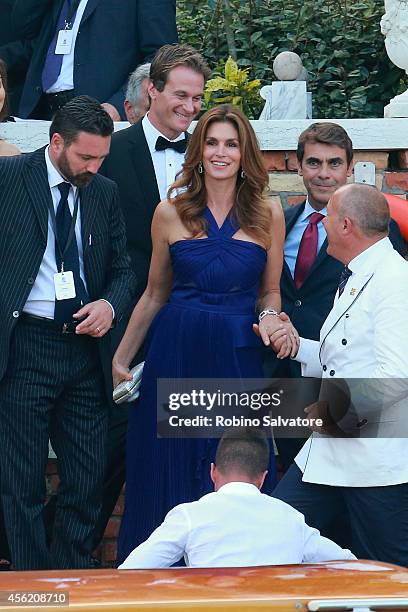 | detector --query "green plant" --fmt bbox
[177,0,408,119]
[204,56,261,117]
